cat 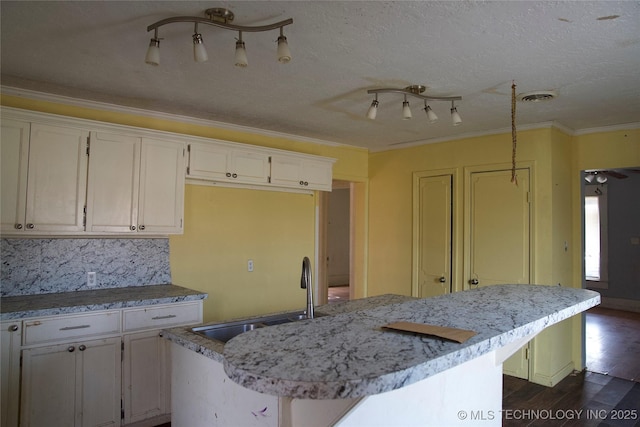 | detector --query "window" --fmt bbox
[584,185,608,287]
